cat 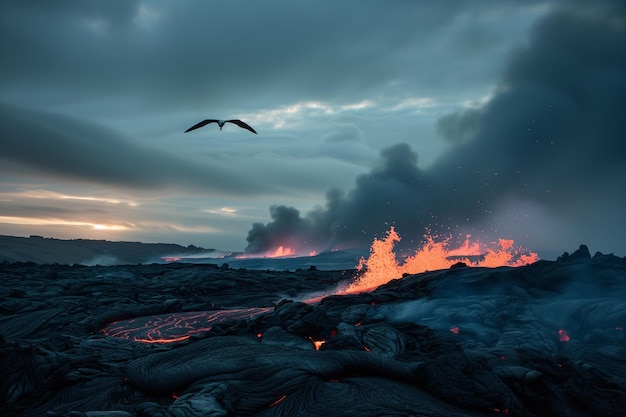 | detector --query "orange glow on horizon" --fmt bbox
[0,215,130,231]
[92,223,128,231]
[272,245,295,257]
[236,245,318,259]
[343,227,539,294]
